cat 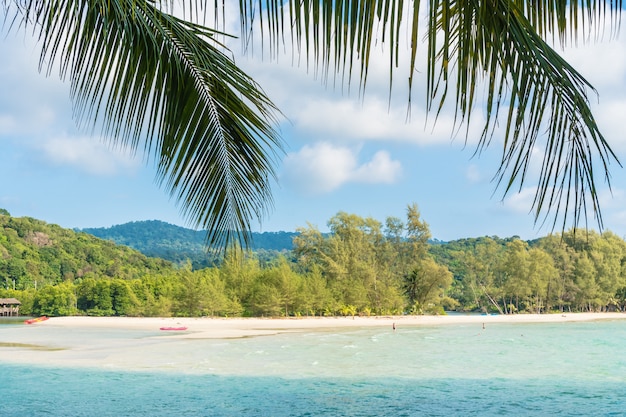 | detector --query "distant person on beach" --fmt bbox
[392,322,396,331]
